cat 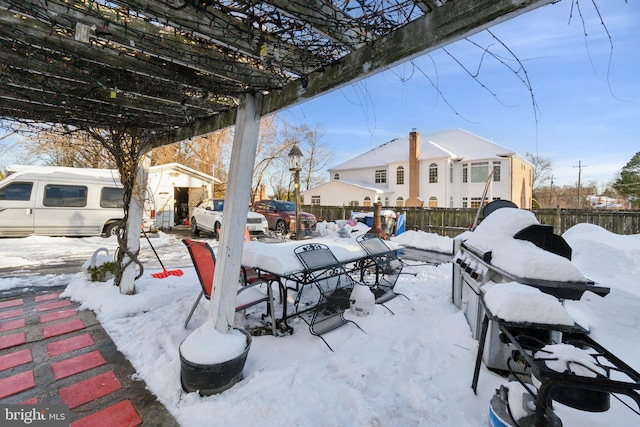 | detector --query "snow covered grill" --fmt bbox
[486,324,640,427]
[451,209,610,372]
[450,206,640,426]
